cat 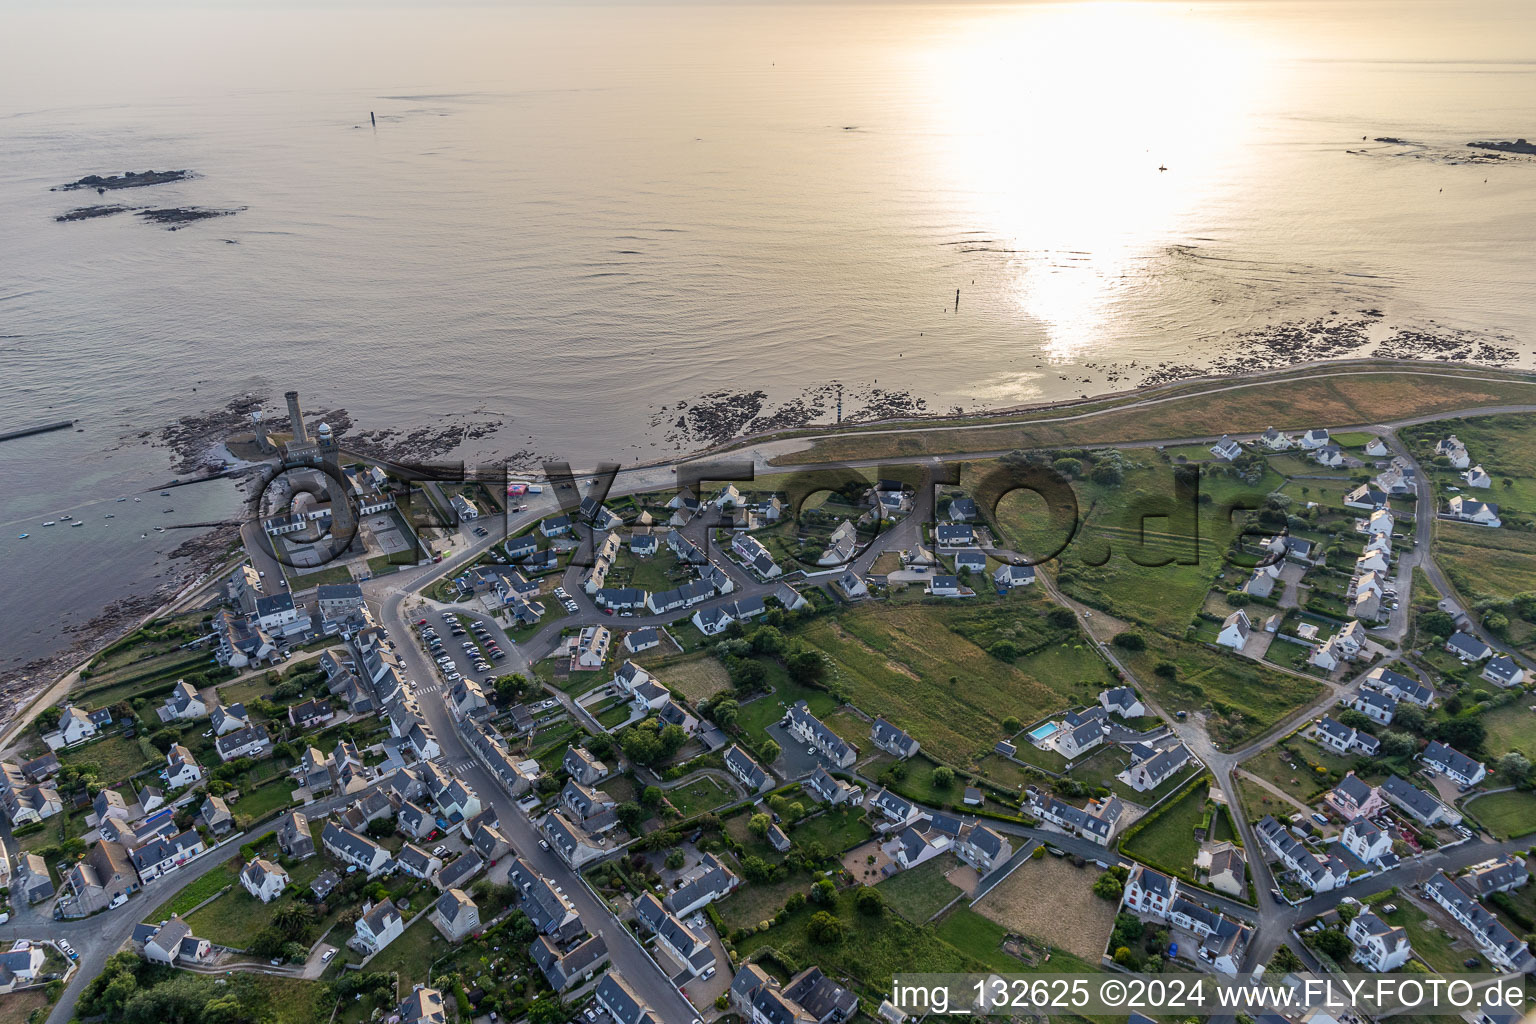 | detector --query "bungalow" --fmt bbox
[1312,716,1379,757]
[1215,609,1251,650]
[818,521,859,566]
[396,843,444,881]
[1100,686,1145,719]
[129,830,206,884]
[288,697,335,730]
[133,918,212,967]
[1261,426,1292,450]
[1313,443,1346,468]
[1419,740,1486,787]
[994,563,1036,588]
[431,888,481,943]
[1327,773,1385,821]
[623,627,661,654]
[1363,666,1434,706]
[208,701,251,736]
[240,859,289,903]
[1210,435,1243,461]
[1445,631,1492,662]
[1340,816,1392,865]
[934,523,973,548]
[56,705,98,746]
[948,496,979,521]
[1118,743,1193,793]
[766,823,792,853]
[397,988,447,1024]
[1462,465,1492,489]
[865,786,922,828]
[160,680,208,722]
[805,766,859,807]
[953,548,987,574]
[1344,484,1390,510]
[539,515,571,537]
[870,717,920,759]
[927,575,964,597]
[1347,912,1412,972]
[1380,774,1461,827]
[1446,496,1501,528]
[664,852,740,915]
[1298,428,1330,450]
[725,744,770,791]
[215,723,272,762]
[1197,844,1247,898]
[321,822,391,877]
[1482,655,1525,688]
[784,701,857,767]
[352,900,404,955]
